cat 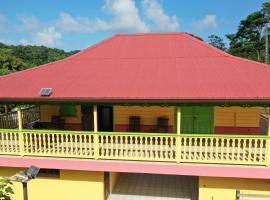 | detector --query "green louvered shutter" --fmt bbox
[181,106,213,134]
